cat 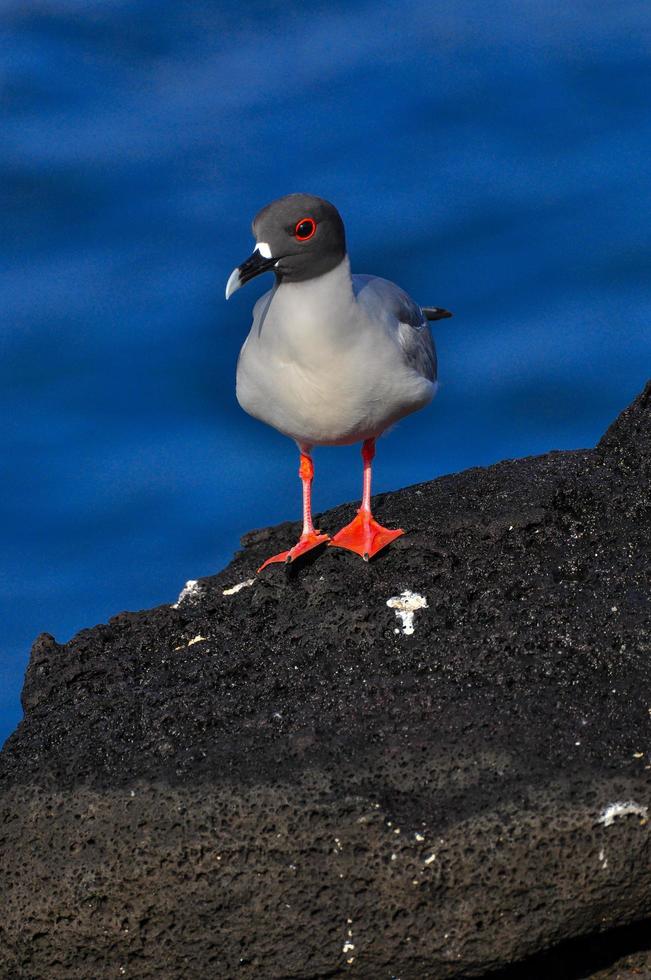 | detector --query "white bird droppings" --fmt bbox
[187,635,207,647]
[386,590,428,635]
[172,579,201,609]
[174,634,208,650]
[598,801,649,827]
[222,578,255,596]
